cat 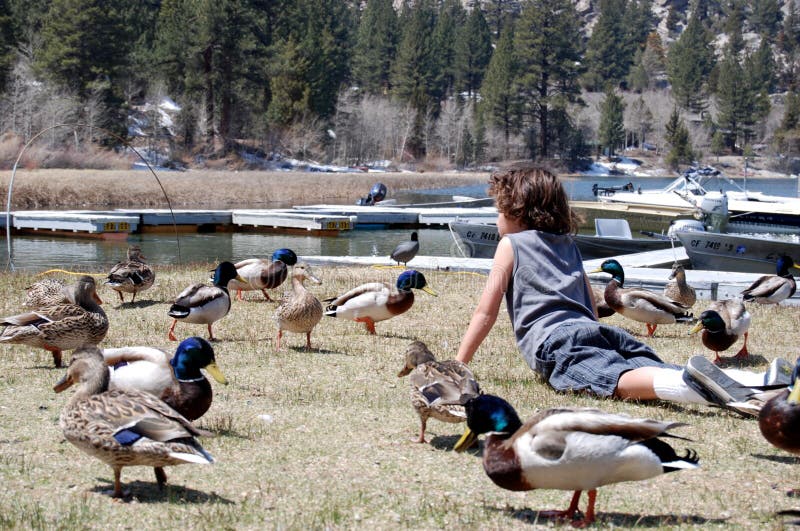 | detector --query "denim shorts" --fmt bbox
[531,321,680,397]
